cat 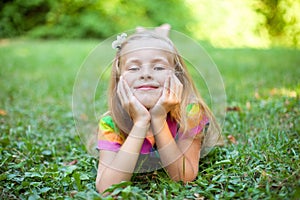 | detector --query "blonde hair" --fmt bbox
[107,31,223,156]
